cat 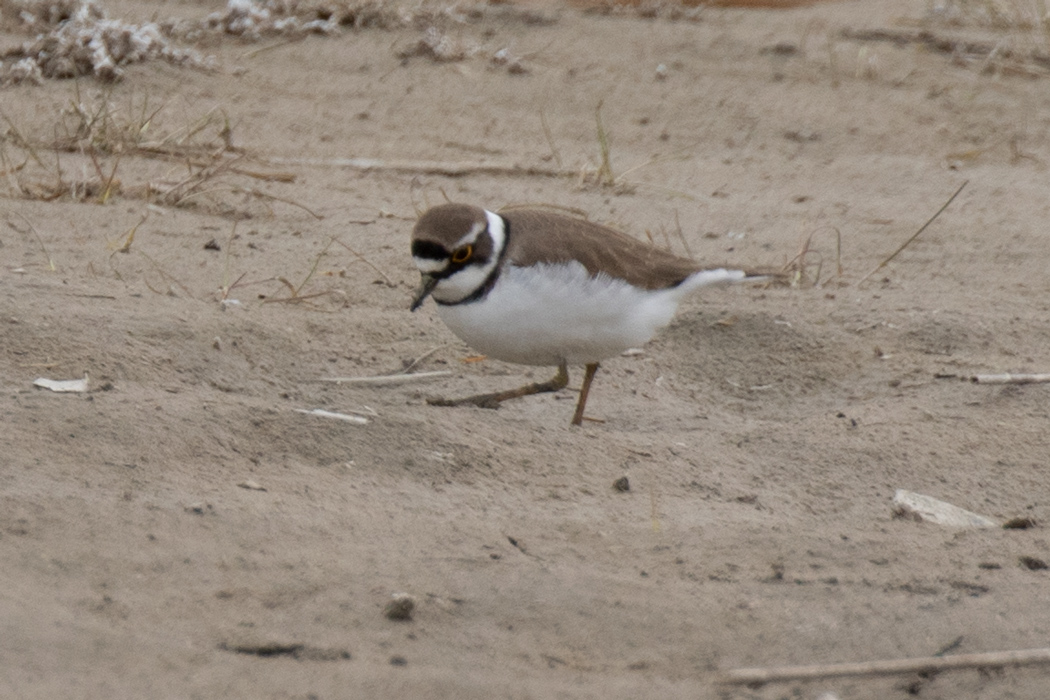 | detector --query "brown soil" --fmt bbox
[3,1,1050,698]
